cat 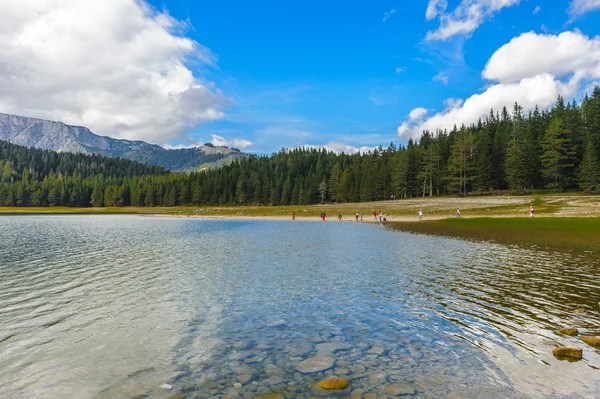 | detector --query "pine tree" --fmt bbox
[578,133,600,193]
[328,162,341,202]
[541,118,576,189]
[447,127,473,196]
[505,103,528,191]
